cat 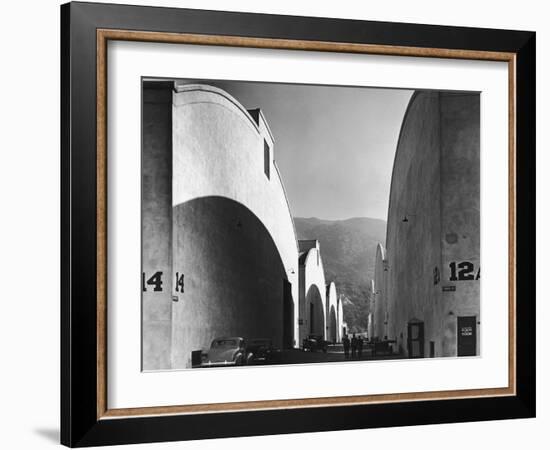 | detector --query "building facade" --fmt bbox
[372,243,388,341]
[298,240,327,344]
[326,282,340,343]
[383,91,480,358]
[143,82,301,369]
[143,82,343,370]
